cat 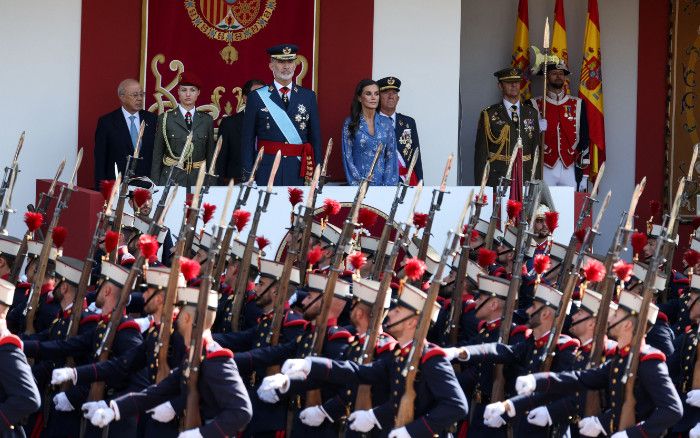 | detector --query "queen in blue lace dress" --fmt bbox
[341,79,398,185]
